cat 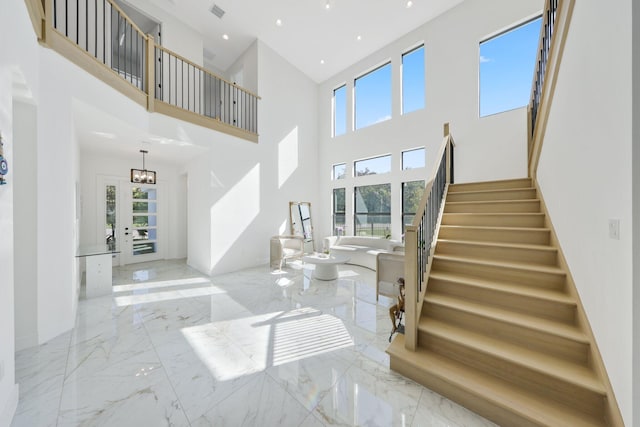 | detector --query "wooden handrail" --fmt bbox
[403,123,454,350]
[106,0,148,39]
[528,0,575,178]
